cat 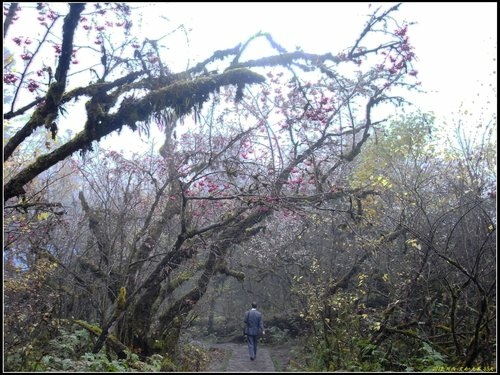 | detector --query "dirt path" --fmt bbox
[205,342,286,372]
